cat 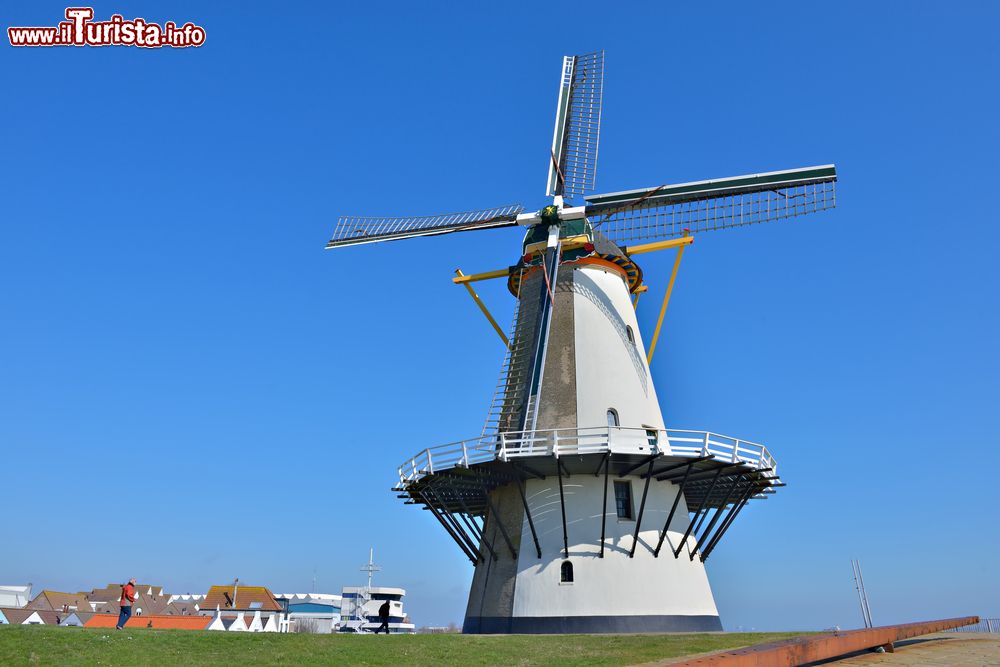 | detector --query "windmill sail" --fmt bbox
[326,204,524,249]
[585,165,837,246]
[546,51,605,199]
